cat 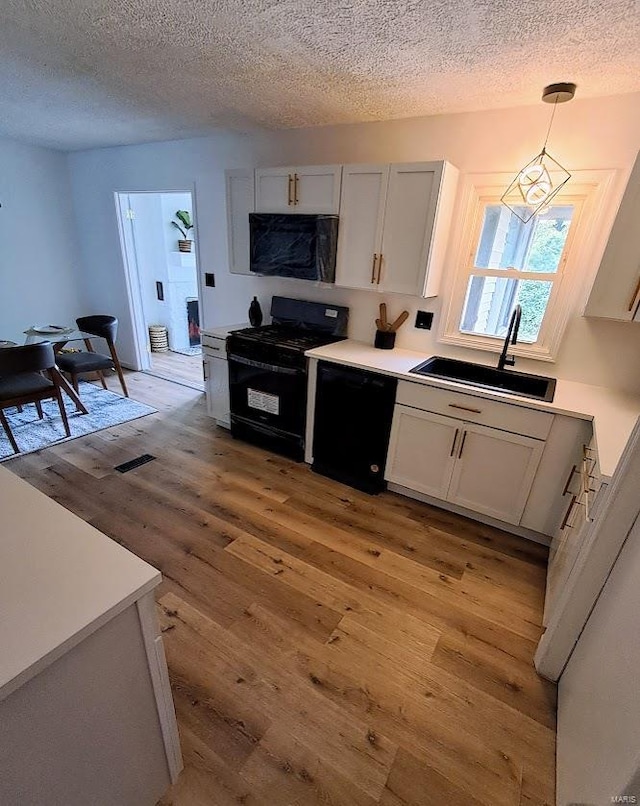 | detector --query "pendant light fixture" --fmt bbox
[501,82,577,223]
